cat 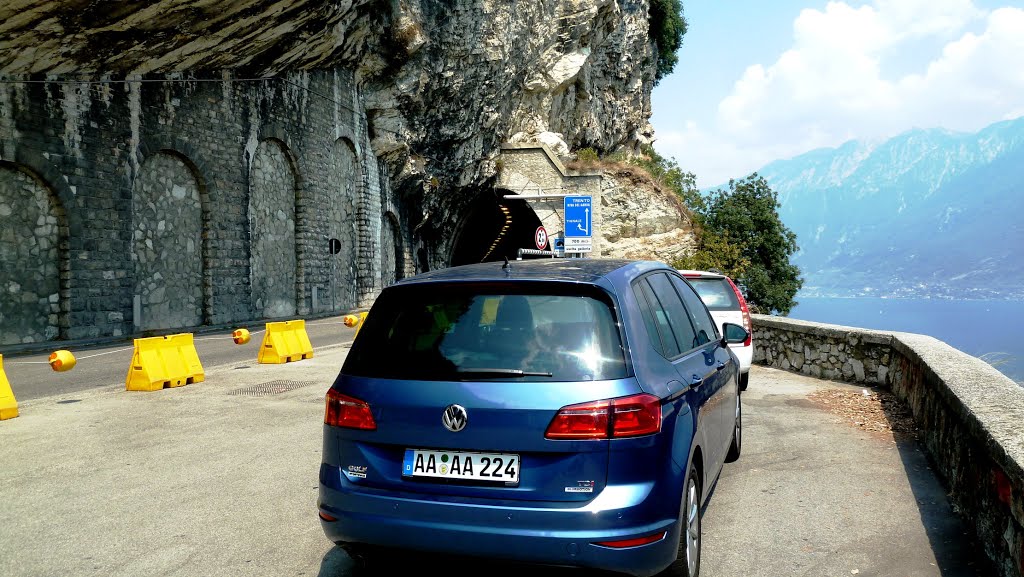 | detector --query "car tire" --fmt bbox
[660,462,702,577]
[725,387,741,463]
[739,371,749,391]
